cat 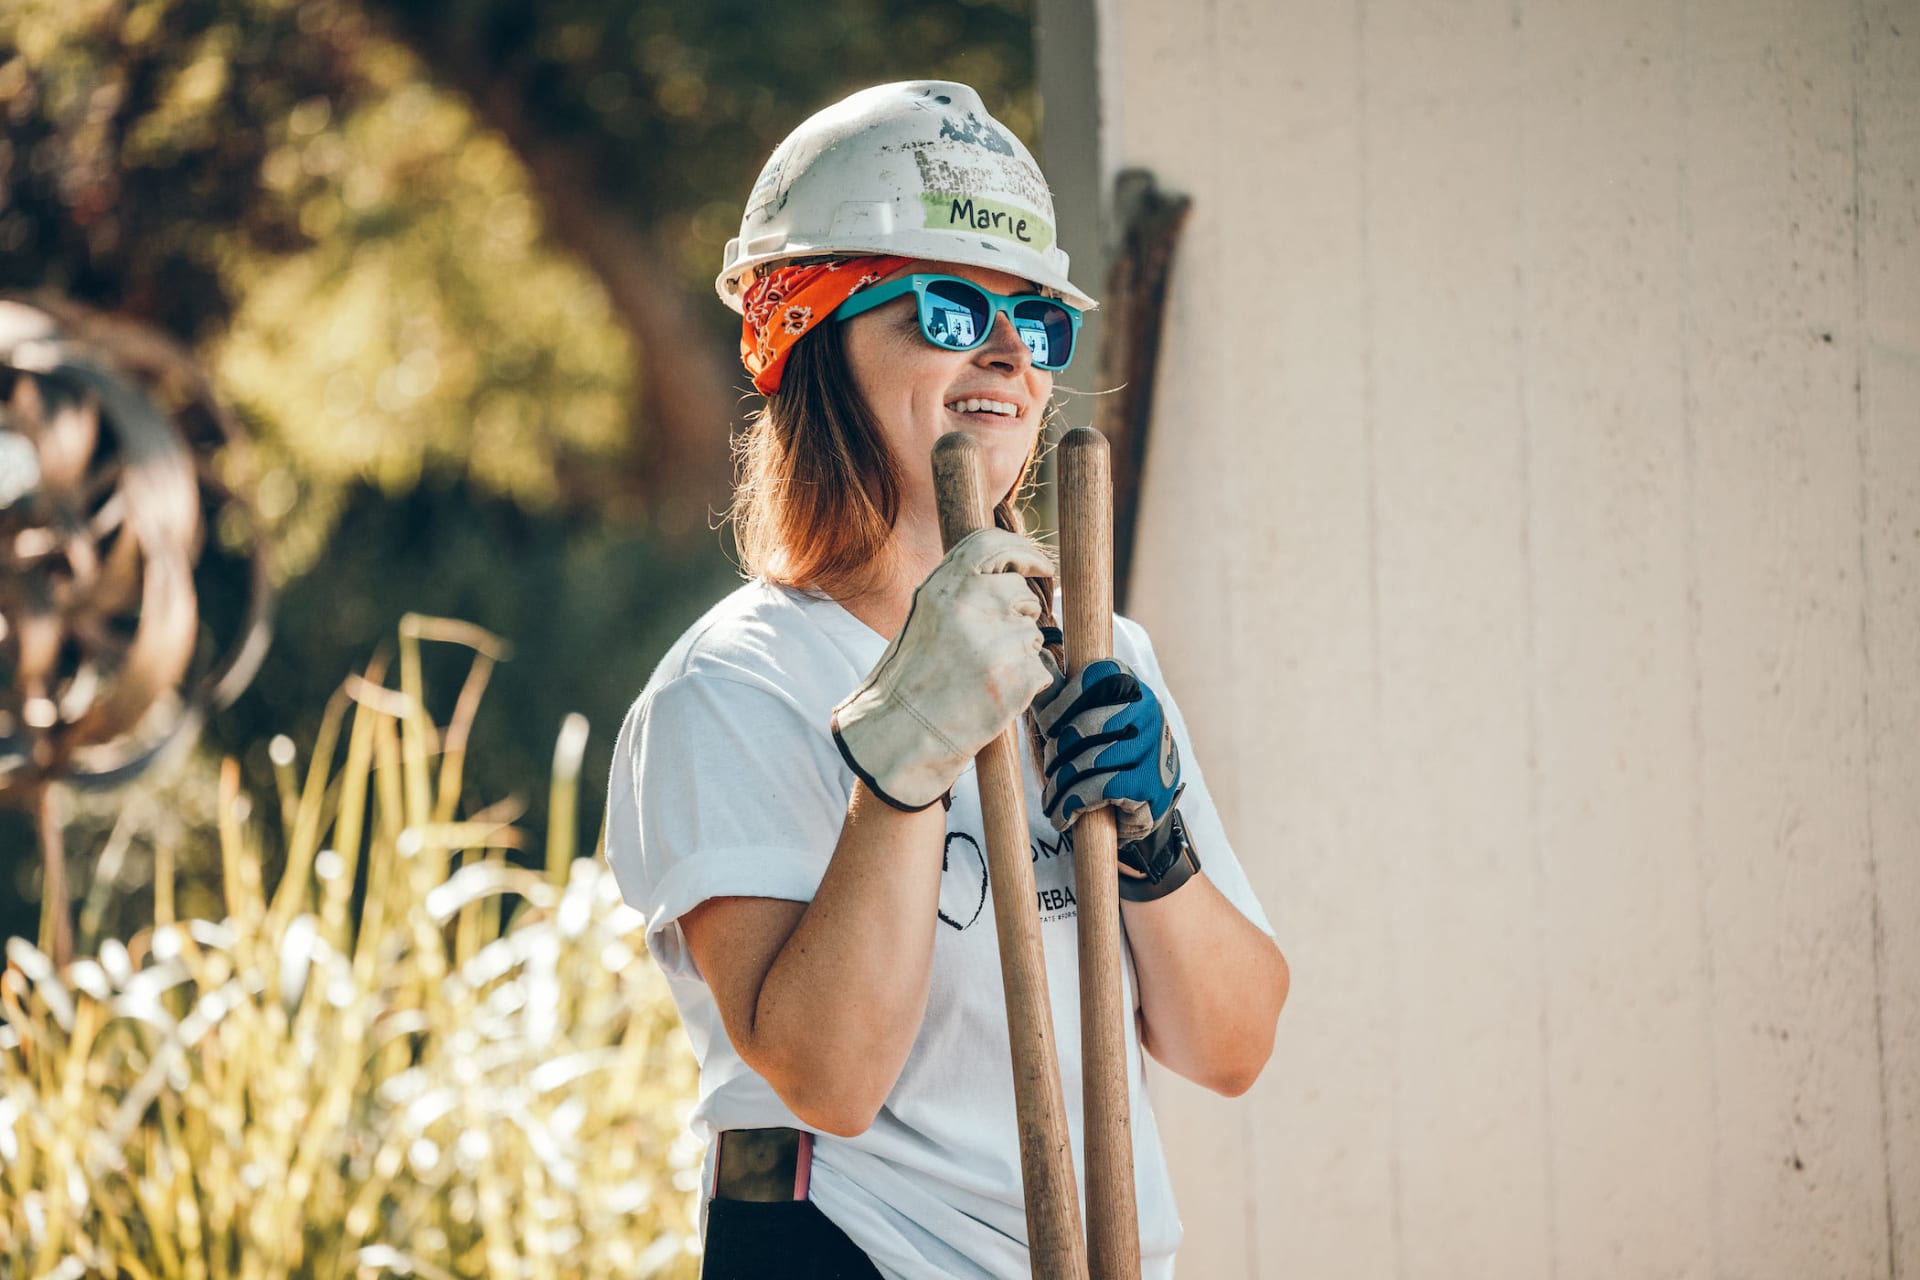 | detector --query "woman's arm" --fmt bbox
[679,782,946,1137]
[677,530,1059,1136]
[1033,651,1289,1095]
[1122,875,1289,1096]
